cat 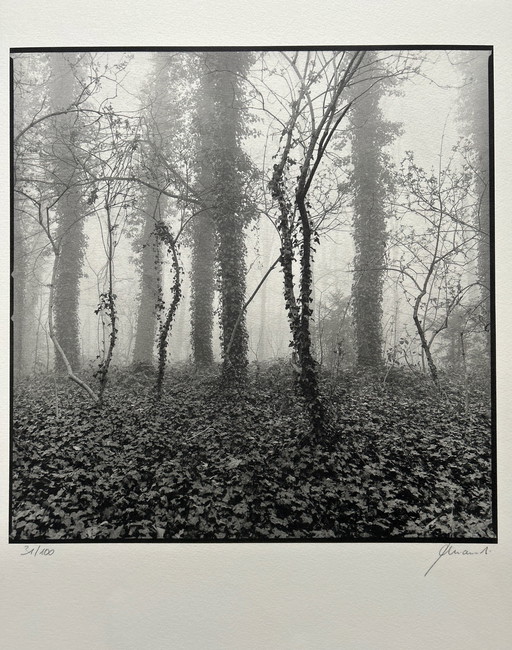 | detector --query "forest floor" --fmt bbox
[11,362,495,541]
